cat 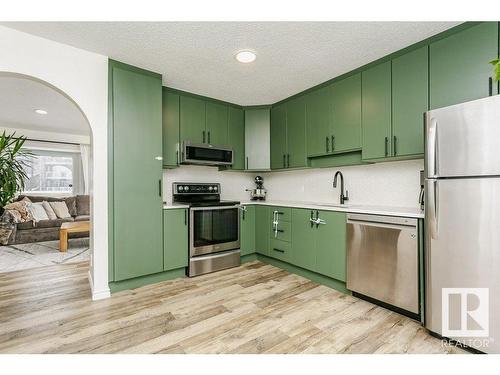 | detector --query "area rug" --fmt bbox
[0,238,89,273]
